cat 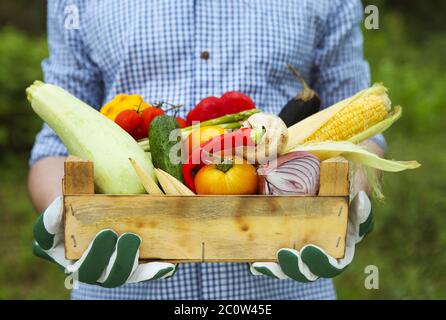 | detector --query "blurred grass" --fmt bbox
[0,157,69,299]
[0,7,445,299]
[0,26,69,299]
[334,13,446,299]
